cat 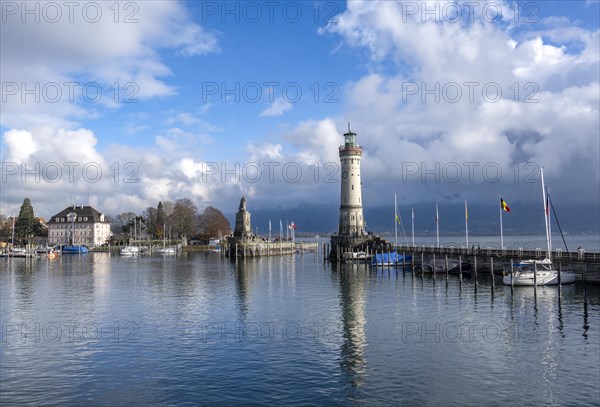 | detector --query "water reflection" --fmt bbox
[1,253,598,406]
[337,263,367,389]
[234,260,251,319]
